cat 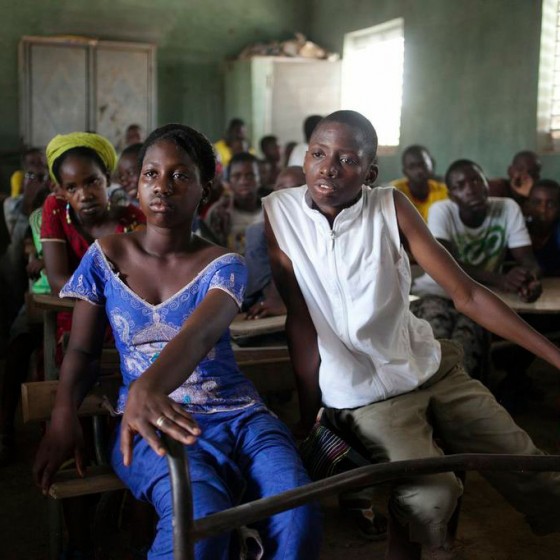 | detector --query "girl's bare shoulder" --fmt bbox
[97,230,142,263]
